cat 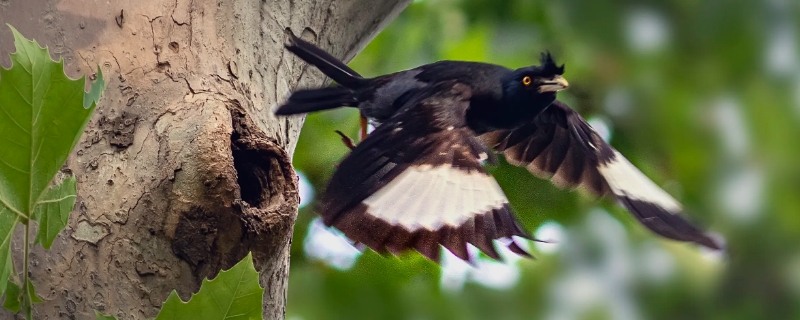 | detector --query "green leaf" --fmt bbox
[155,253,263,320]
[0,24,102,218]
[94,310,117,320]
[0,25,102,318]
[2,278,21,313]
[32,174,76,249]
[27,279,42,304]
[84,66,105,109]
[3,278,42,313]
[0,206,18,297]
